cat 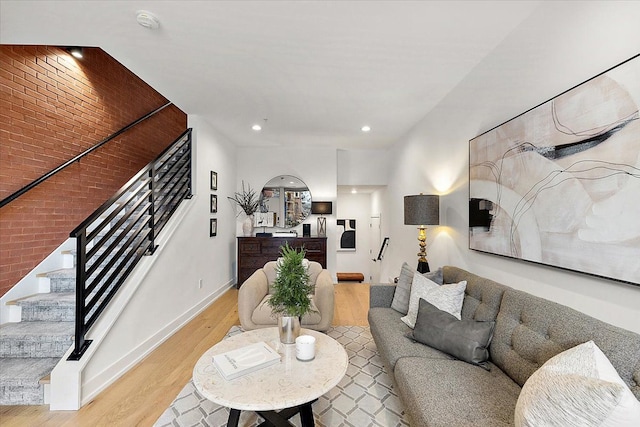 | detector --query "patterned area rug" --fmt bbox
[154,326,410,427]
